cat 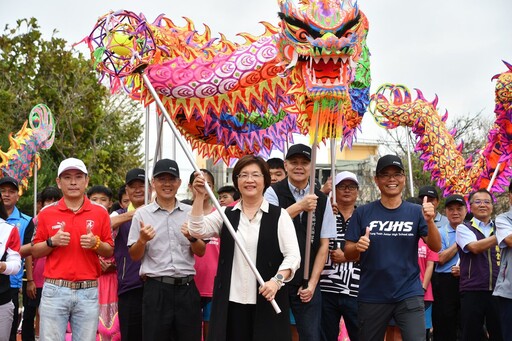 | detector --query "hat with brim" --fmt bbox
[285,144,312,161]
[376,154,405,174]
[445,194,466,207]
[153,159,180,178]
[0,176,19,190]
[335,171,359,186]
[58,158,88,177]
[125,168,146,185]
